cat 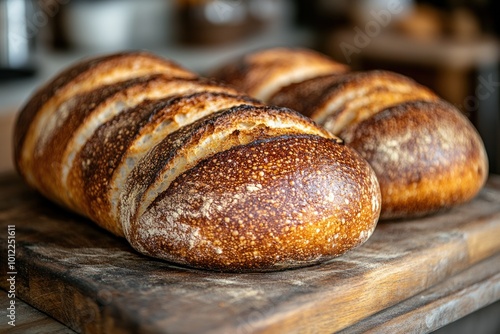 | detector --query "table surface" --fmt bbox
[0,291,75,334]
[1,254,500,334]
[0,172,500,333]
